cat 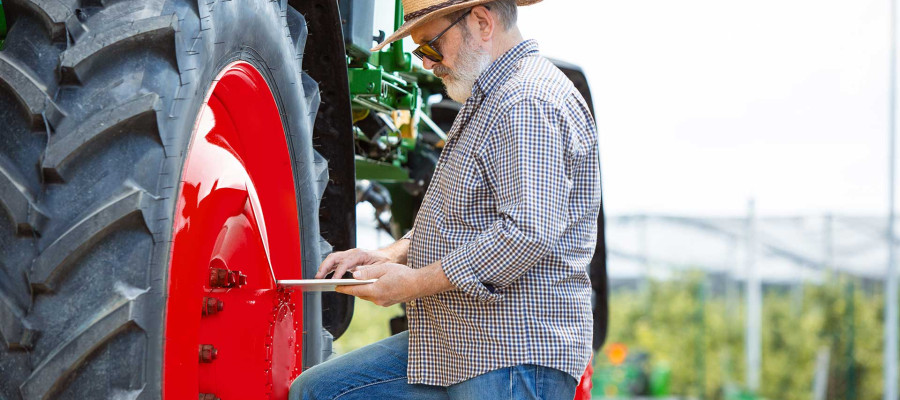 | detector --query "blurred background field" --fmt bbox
[597,277,886,400]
